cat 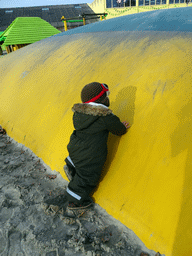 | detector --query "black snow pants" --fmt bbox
[65,157,104,204]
